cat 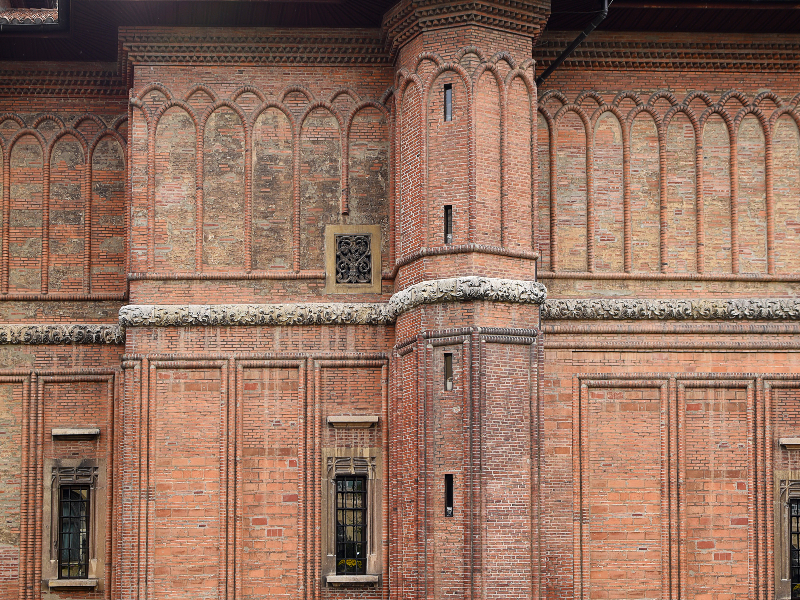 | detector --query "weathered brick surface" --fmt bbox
[0,383,22,592]
[0,18,798,600]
